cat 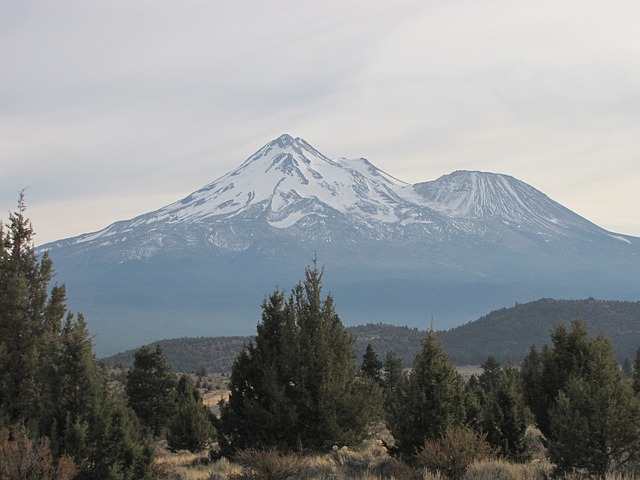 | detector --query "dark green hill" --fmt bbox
[102,298,640,372]
[102,336,251,374]
[438,298,640,365]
